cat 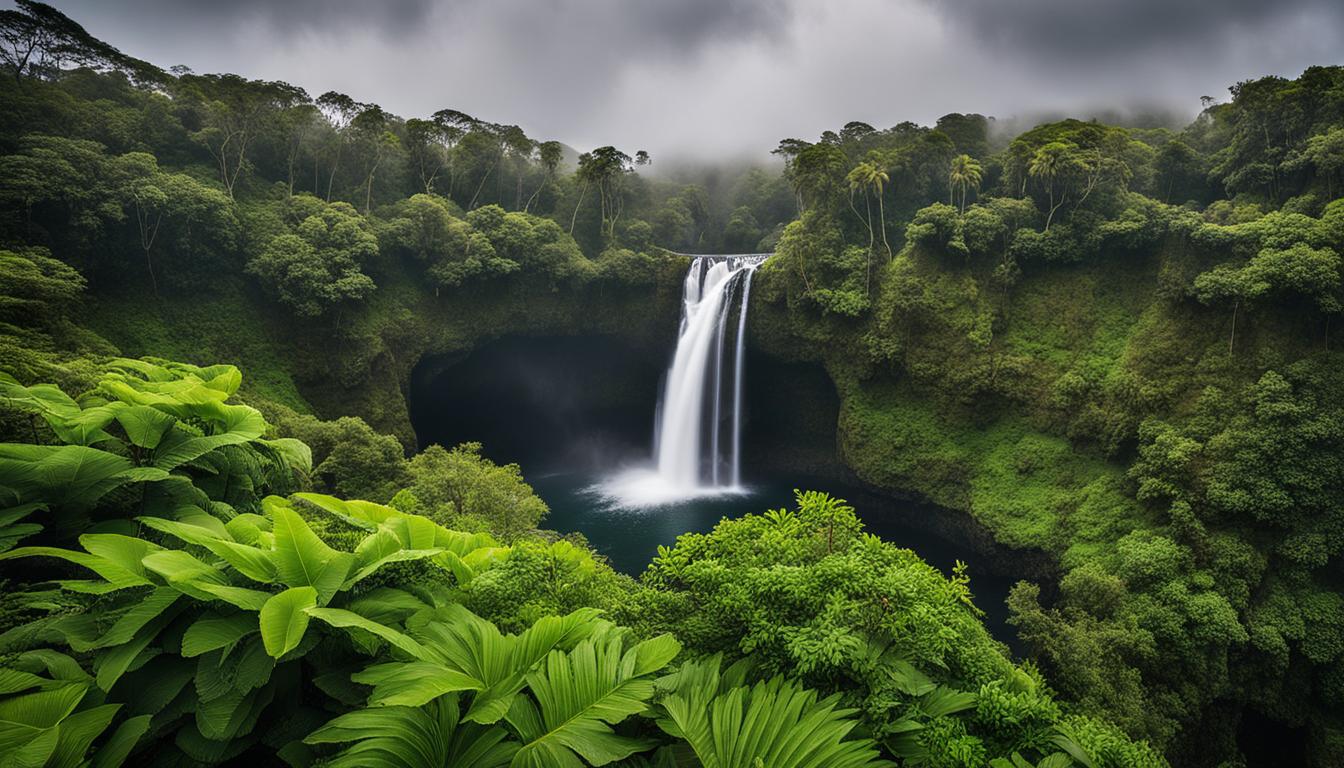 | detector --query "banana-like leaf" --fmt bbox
[259,586,318,658]
[0,374,81,422]
[262,438,312,474]
[307,695,518,768]
[351,661,485,707]
[268,499,353,603]
[0,375,114,446]
[192,582,274,611]
[658,656,892,768]
[113,405,178,450]
[918,686,978,719]
[88,714,151,768]
[44,702,120,768]
[305,607,430,660]
[0,502,45,553]
[407,605,605,725]
[345,527,442,589]
[0,681,88,766]
[507,633,680,767]
[137,516,277,584]
[181,612,258,658]
[151,428,259,472]
[0,545,154,591]
[1048,724,1098,768]
[293,492,388,531]
[79,587,178,652]
[0,444,166,512]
